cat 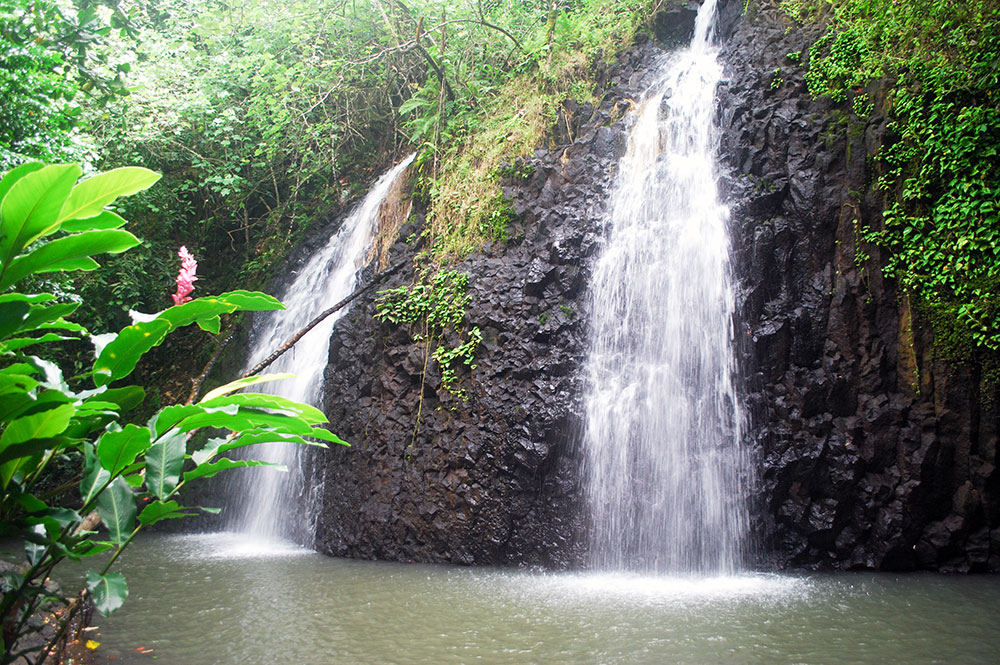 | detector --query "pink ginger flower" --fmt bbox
[171,246,198,306]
